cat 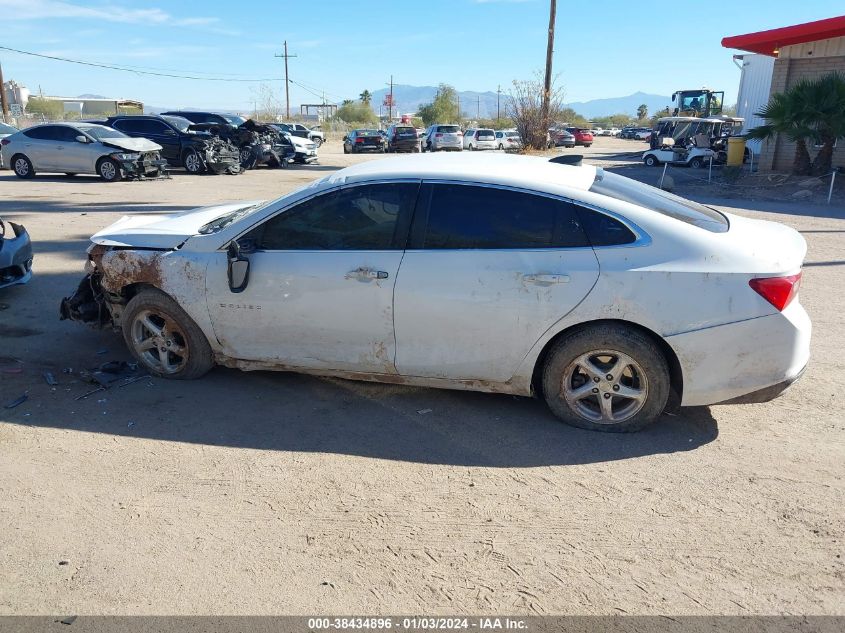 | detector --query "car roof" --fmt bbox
[323,153,597,193]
